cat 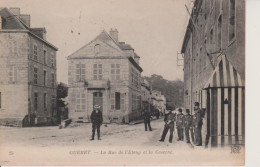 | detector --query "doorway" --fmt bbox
[93,92,103,111]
